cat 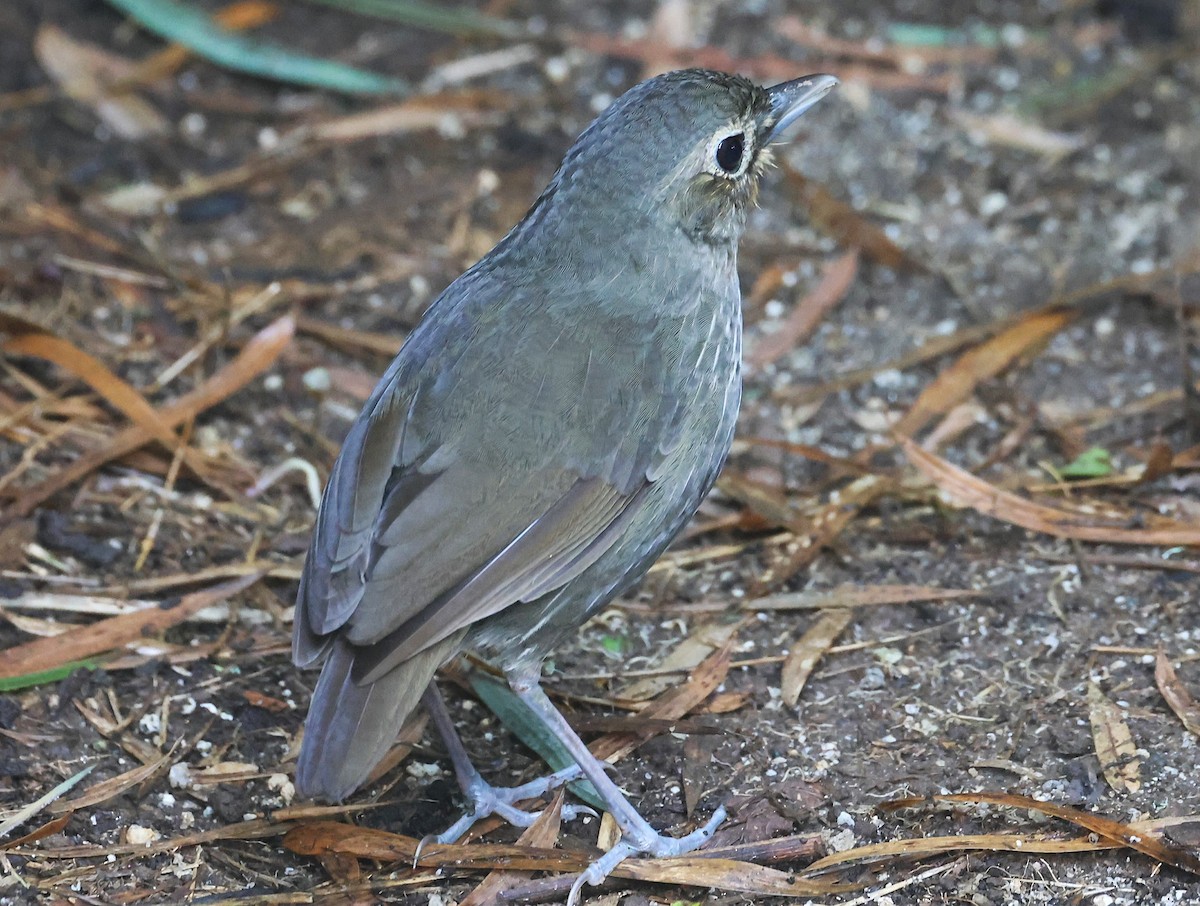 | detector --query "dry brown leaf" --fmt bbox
[306,89,509,143]
[295,315,403,358]
[894,308,1078,438]
[49,752,171,815]
[620,618,742,702]
[11,315,295,515]
[806,831,1121,874]
[0,572,262,680]
[785,170,923,271]
[566,30,954,94]
[950,109,1087,158]
[902,438,1200,546]
[882,791,1200,876]
[1087,682,1141,794]
[749,583,980,612]
[0,814,72,851]
[781,609,855,707]
[458,789,565,906]
[1,332,211,469]
[747,250,858,370]
[591,642,732,763]
[285,820,846,897]
[1156,650,1200,738]
[751,474,892,594]
[33,25,168,139]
